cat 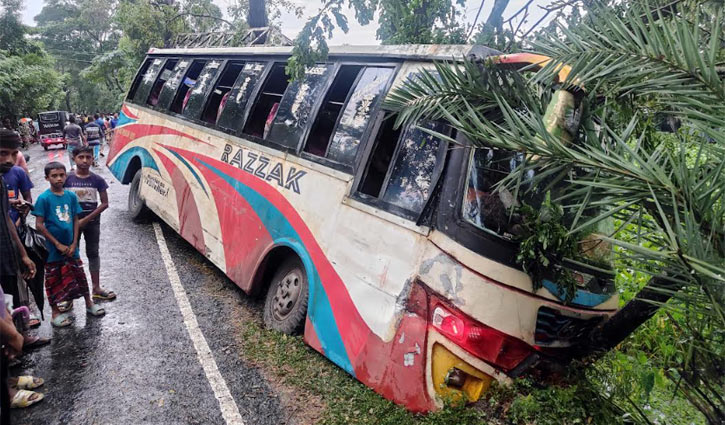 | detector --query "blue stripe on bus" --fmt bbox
[197,159,355,376]
[162,147,208,196]
[116,111,137,127]
[109,146,159,181]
